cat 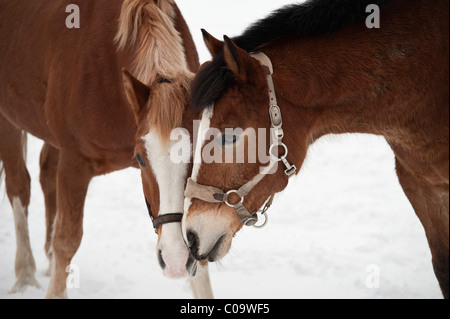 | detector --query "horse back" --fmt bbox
[0,1,142,171]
